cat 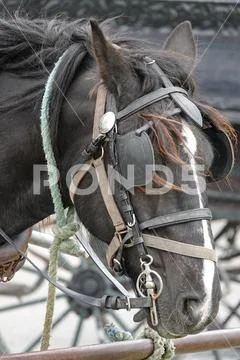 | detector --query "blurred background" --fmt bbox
[0,1,239,359]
